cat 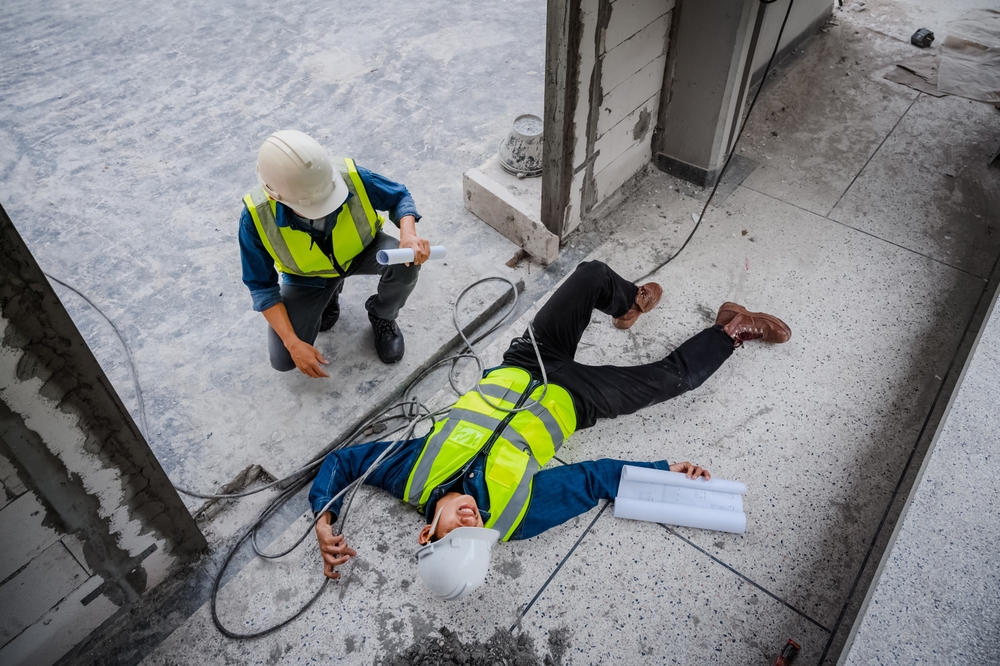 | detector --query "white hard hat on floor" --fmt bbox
[256,130,349,220]
[416,527,500,601]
